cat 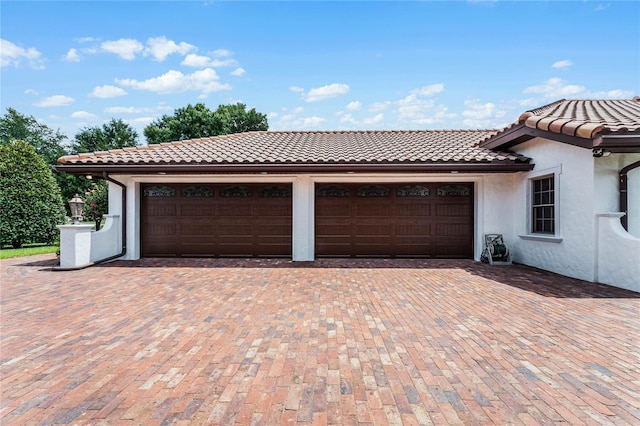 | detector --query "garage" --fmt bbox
[141,183,292,257]
[315,182,474,258]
